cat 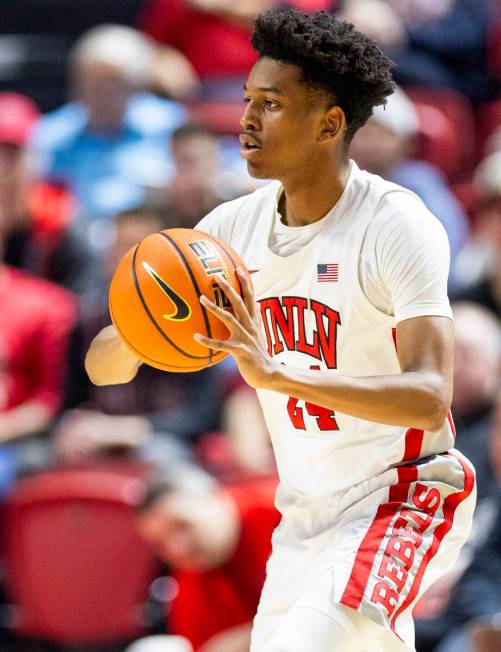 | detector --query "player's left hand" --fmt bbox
[194,268,278,389]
